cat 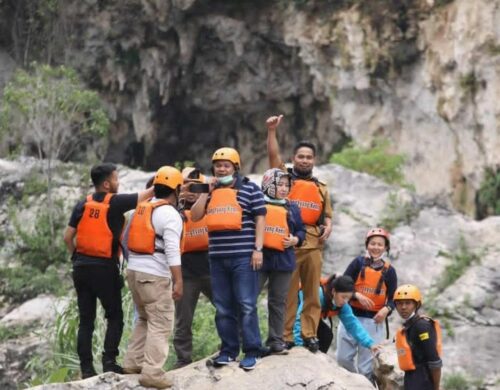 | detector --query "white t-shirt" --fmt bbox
[127,198,183,278]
